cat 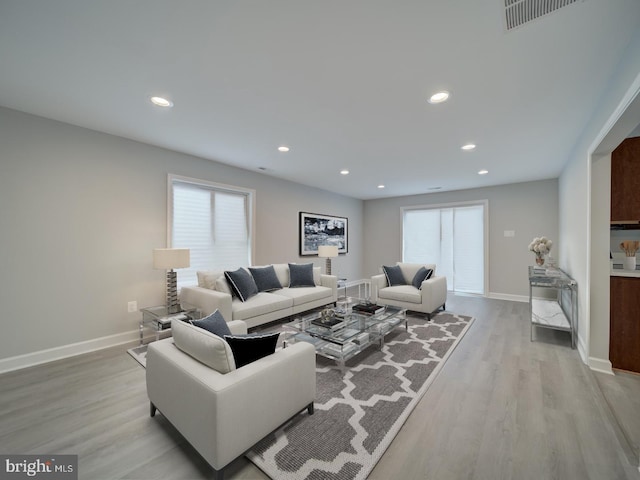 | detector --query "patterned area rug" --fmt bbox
[246,311,474,480]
